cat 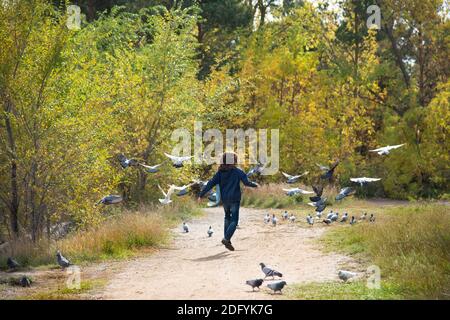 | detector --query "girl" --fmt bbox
[198,152,258,251]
